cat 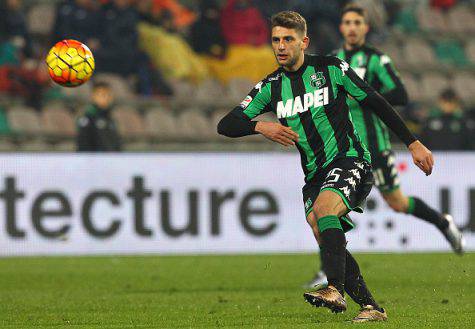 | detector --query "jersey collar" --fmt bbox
[281,54,308,79]
[343,44,367,57]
